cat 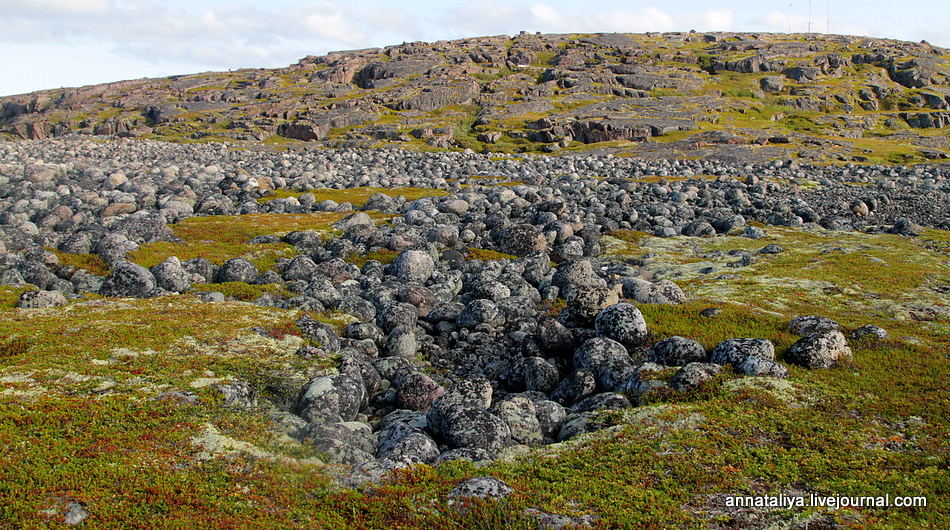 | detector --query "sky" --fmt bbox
[2,0,949,97]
